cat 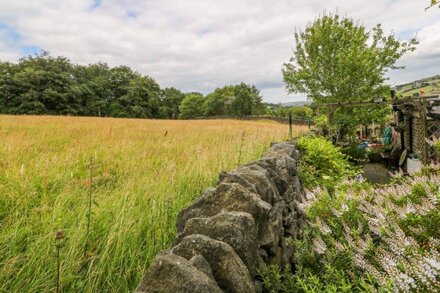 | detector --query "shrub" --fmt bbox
[297,136,358,192]
[342,145,367,163]
[261,165,440,292]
